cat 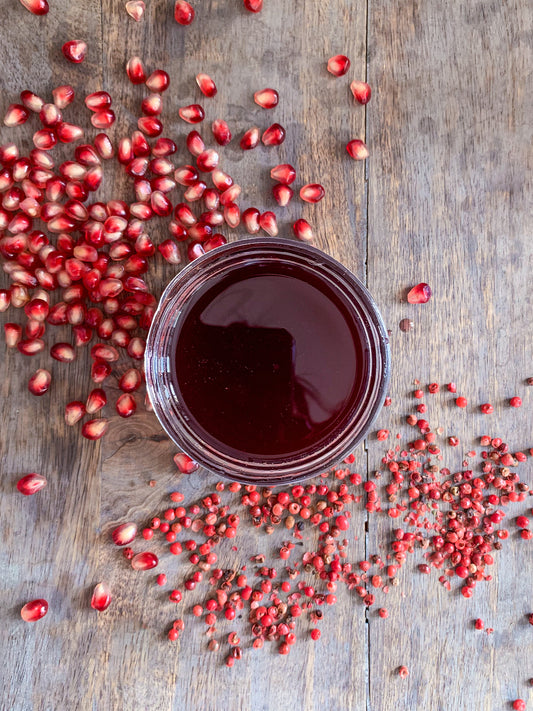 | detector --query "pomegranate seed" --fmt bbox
[293,218,314,241]
[212,119,232,146]
[244,0,262,13]
[158,239,182,264]
[272,183,293,206]
[262,123,286,146]
[141,94,162,116]
[86,388,107,414]
[131,551,158,570]
[153,137,176,156]
[51,85,75,110]
[204,234,226,251]
[111,522,137,546]
[62,40,88,63]
[85,91,112,111]
[17,338,45,355]
[197,149,219,172]
[4,322,23,347]
[242,207,260,234]
[137,116,162,136]
[20,91,44,113]
[18,0,49,13]
[146,69,170,93]
[259,211,278,237]
[125,0,145,21]
[20,599,48,622]
[50,342,76,363]
[116,393,137,417]
[33,129,57,150]
[0,290,11,312]
[174,452,199,474]
[127,56,146,85]
[28,368,51,395]
[407,283,432,304]
[196,73,217,97]
[224,203,240,228]
[91,582,112,611]
[118,368,142,393]
[270,163,296,185]
[350,80,372,104]
[240,127,260,150]
[91,110,116,130]
[4,104,29,127]
[253,88,278,109]
[94,133,114,159]
[16,473,47,495]
[203,188,220,211]
[346,139,369,160]
[184,181,206,202]
[219,184,241,205]
[327,54,351,77]
[300,183,325,203]
[179,104,205,124]
[57,122,84,143]
[82,418,109,440]
[174,0,194,23]
[212,169,233,190]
